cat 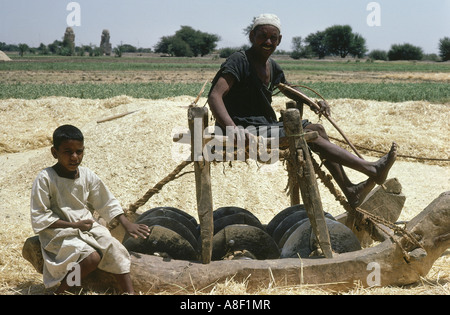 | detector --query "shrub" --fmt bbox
[290,36,313,59]
[388,43,423,61]
[368,50,388,61]
[219,47,238,59]
[423,54,440,62]
[155,26,220,57]
[323,25,367,58]
[439,37,450,61]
